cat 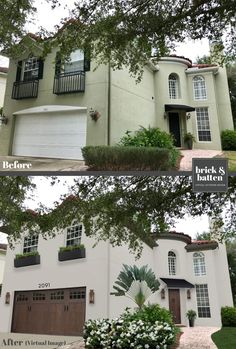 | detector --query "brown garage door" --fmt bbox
[12,288,86,336]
